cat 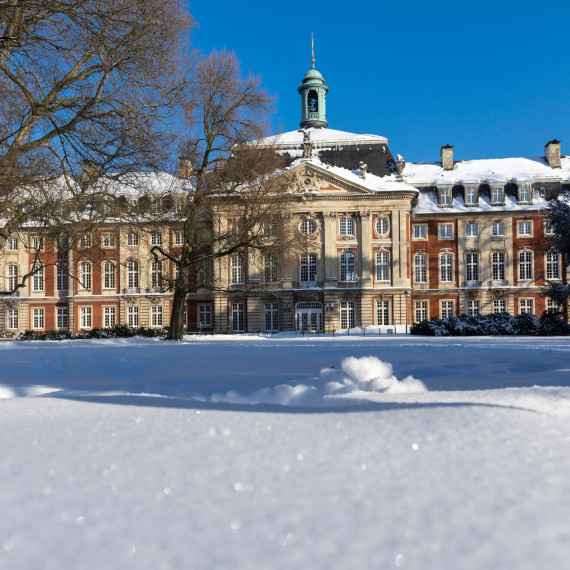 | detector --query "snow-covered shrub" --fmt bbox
[538,311,570,335]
